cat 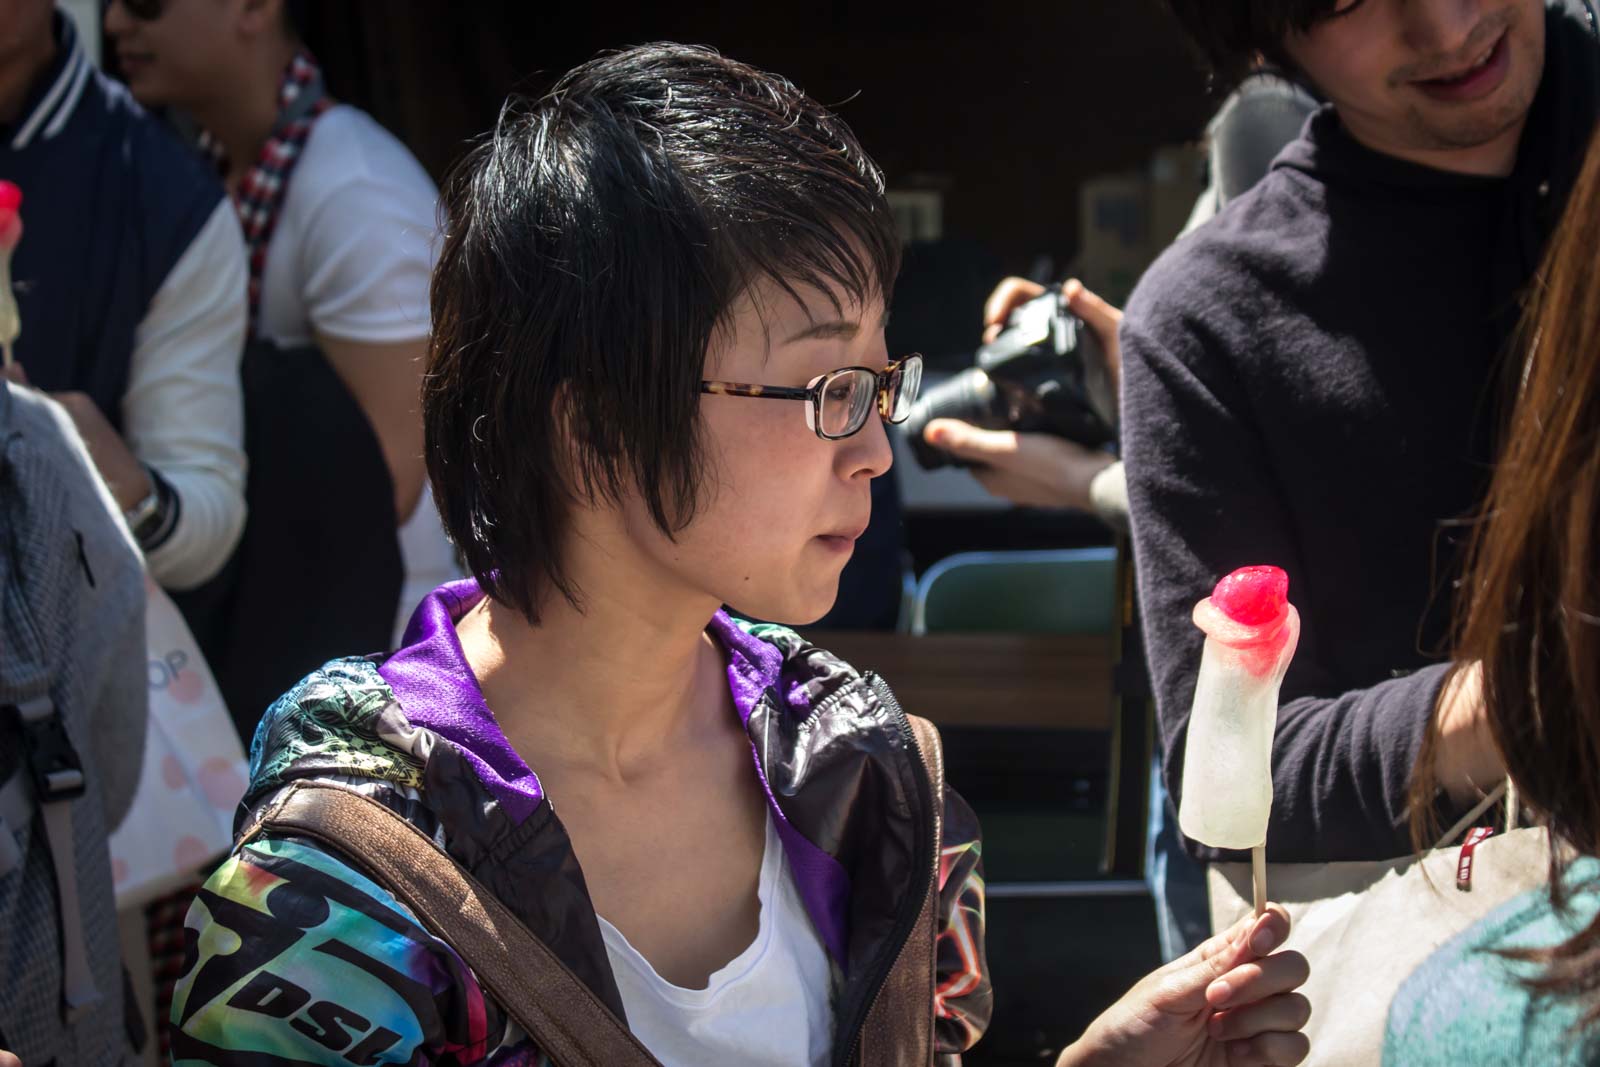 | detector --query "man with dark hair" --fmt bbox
[1120,0,1600,880]
[105,0,455,648]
